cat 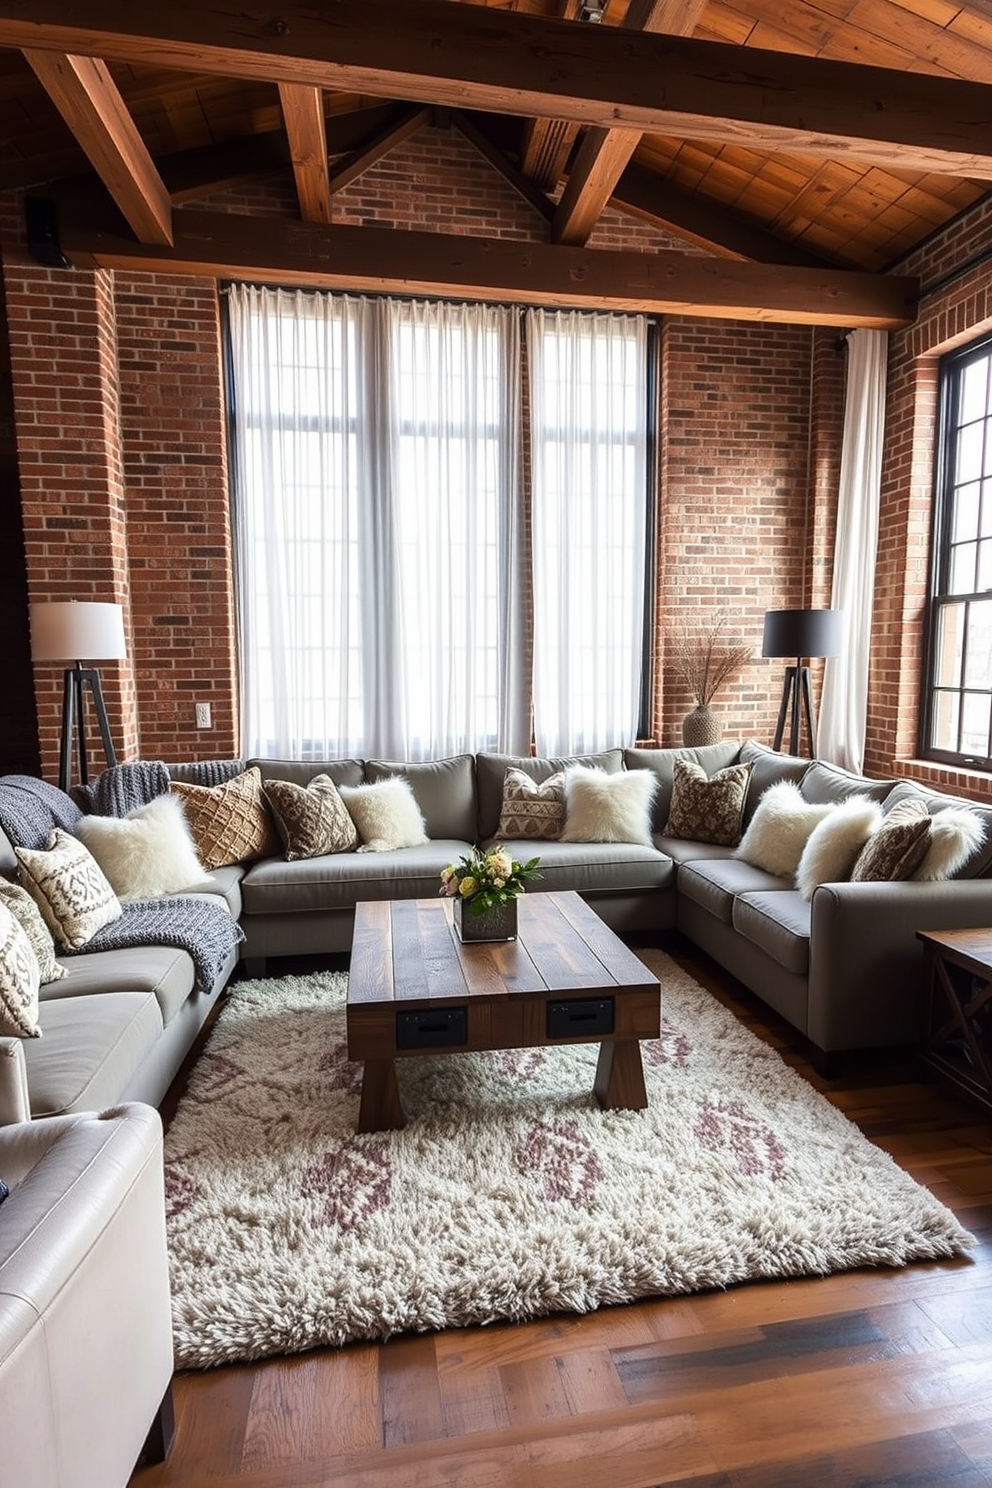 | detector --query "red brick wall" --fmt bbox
[2,121,842,774]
